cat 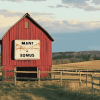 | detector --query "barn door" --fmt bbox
[16,67,38,81]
